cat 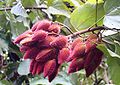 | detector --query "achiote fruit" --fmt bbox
[67,34,103,77]
[13,19,104,82]
[13,19,69,82]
